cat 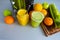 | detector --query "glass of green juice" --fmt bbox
[31,11,44,28]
